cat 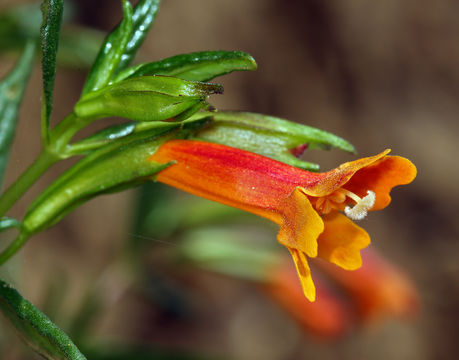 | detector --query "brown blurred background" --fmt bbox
[1,0,459,359]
